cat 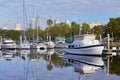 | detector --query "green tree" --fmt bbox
[104,17,120,39]
[93,25,103,39]
[0,29,21,41]
[47,19,53,27]
[81,23,90,34]
[71,22,79,36]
